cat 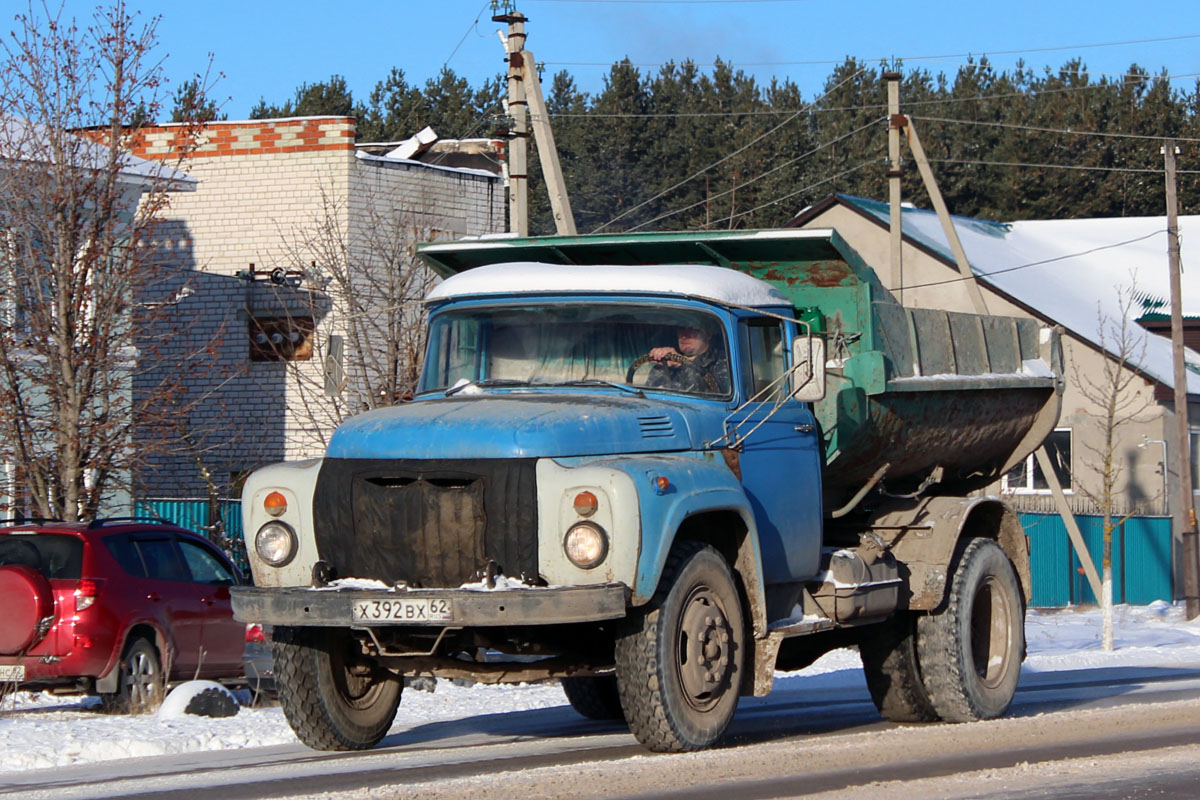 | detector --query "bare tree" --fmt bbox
[1072,284,1158,650]
[0,2,211,520]
[260,181,447,453]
